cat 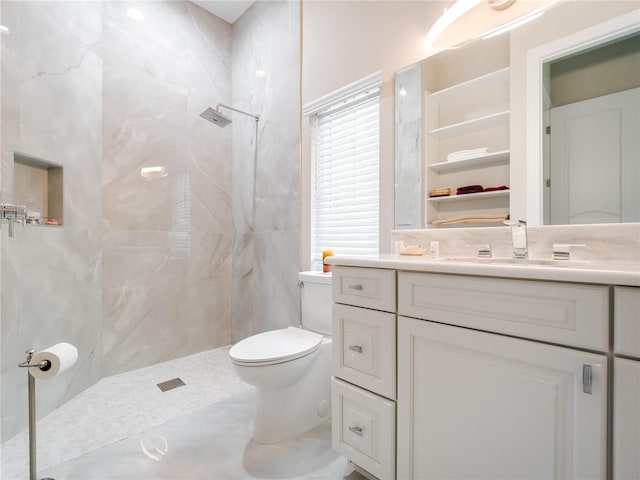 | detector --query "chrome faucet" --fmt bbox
[1,203,27,238]
[504,219,528,259]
